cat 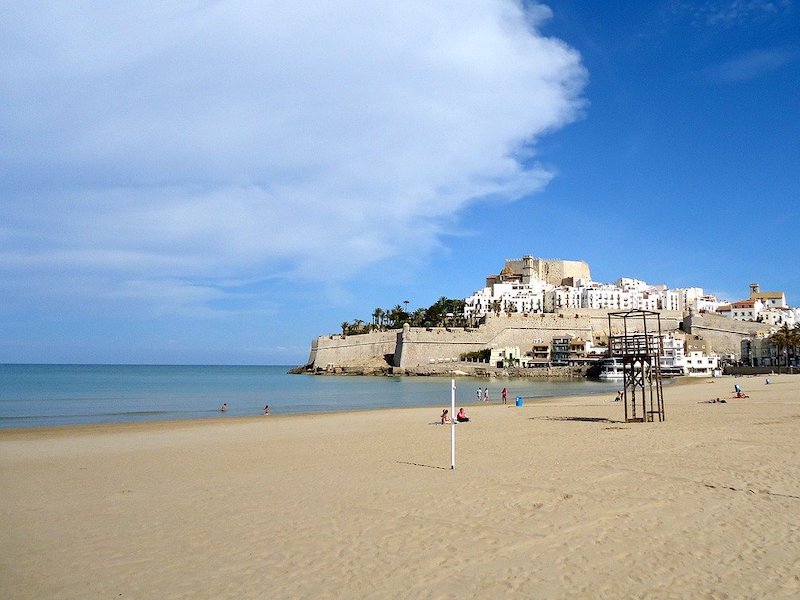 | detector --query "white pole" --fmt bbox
[450,378,456,470]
